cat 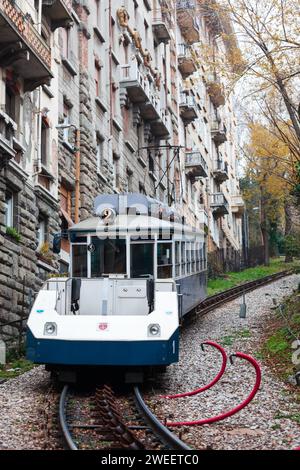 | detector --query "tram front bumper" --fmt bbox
[26,328,179,366]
